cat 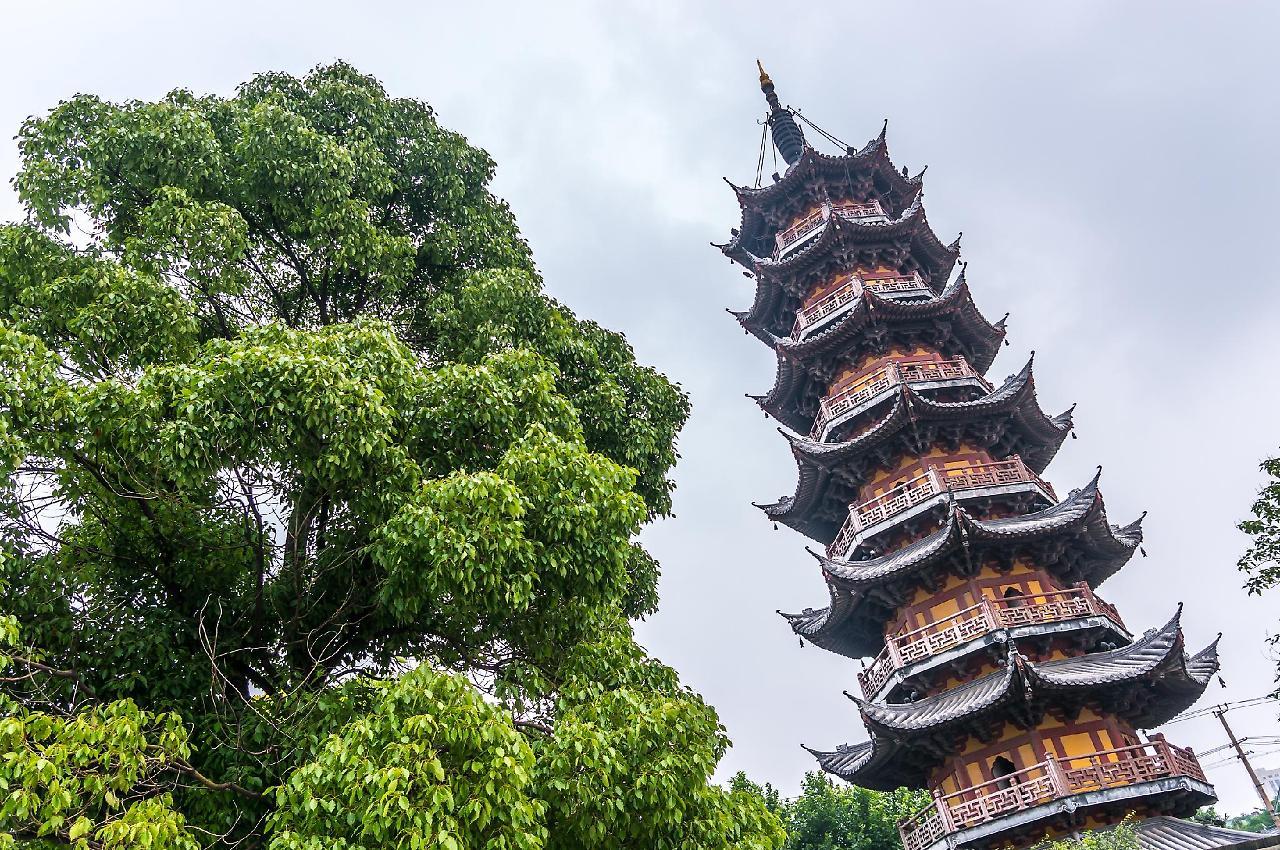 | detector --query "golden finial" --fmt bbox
[757,59,773,89]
